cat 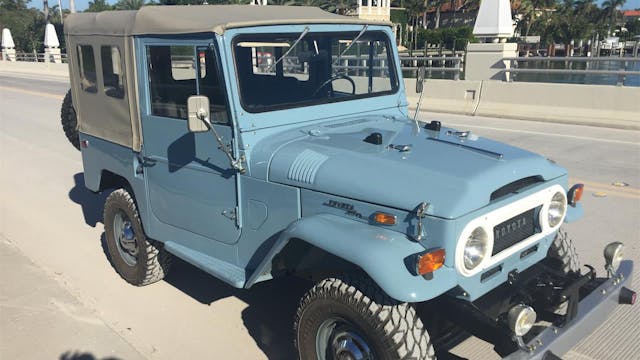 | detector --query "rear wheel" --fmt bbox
[295,274,435,360]
[103,188,171,286]
[61,89,80,150]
